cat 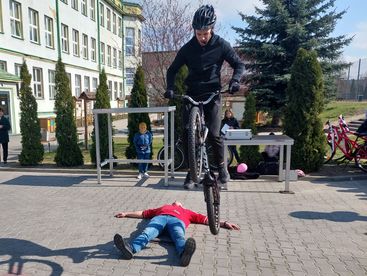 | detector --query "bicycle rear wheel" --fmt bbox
[354,145,367,173]
[203,173,220,235]
[157,146,184,171]
[188,106,204,183]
